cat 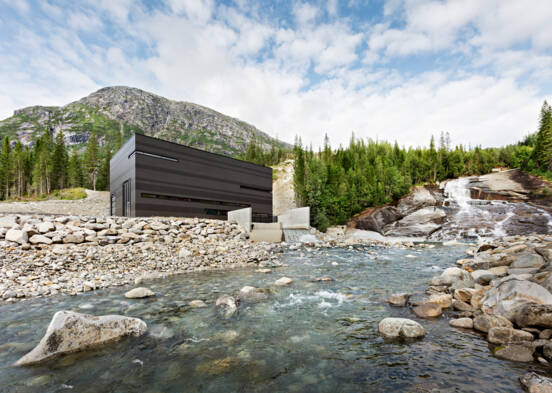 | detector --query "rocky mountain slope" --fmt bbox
[0,86,289,156]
